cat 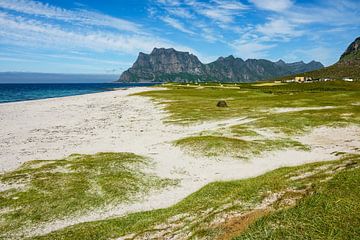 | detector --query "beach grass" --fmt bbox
[0,152,177,238]
[175,135,309,159]
[29,154,360,240]
[136,81,360,160]
[137,81,360,126]
[235,157,360,239]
